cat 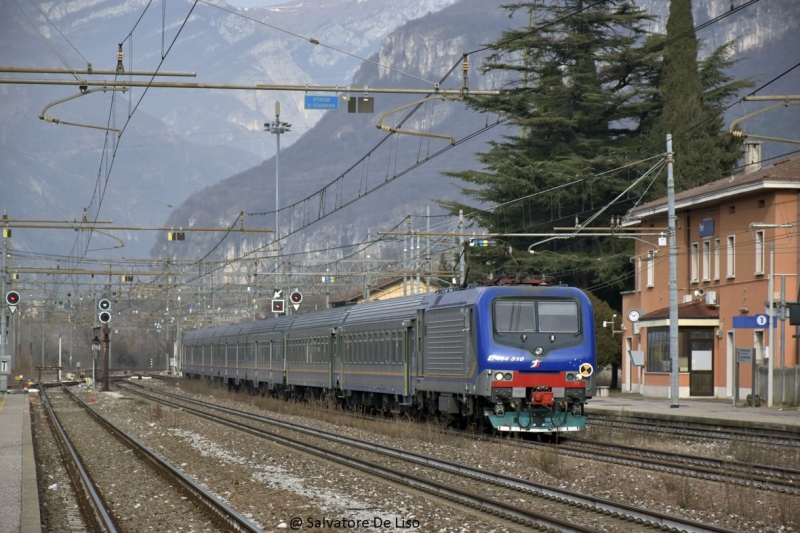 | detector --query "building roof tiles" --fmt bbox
[641,298,720,321]
[628,155,800,219]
